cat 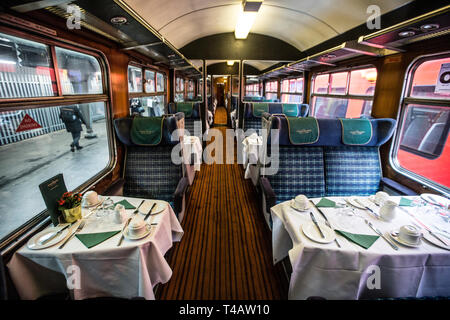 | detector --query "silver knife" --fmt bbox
[144,202,157,221]
[365,219,399,250]
[310,211,325,238]
[310,200,341,248]
[355,198,380,219]
[39,223,72,244]
[133,200,145,214]
[58,221,86,249]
